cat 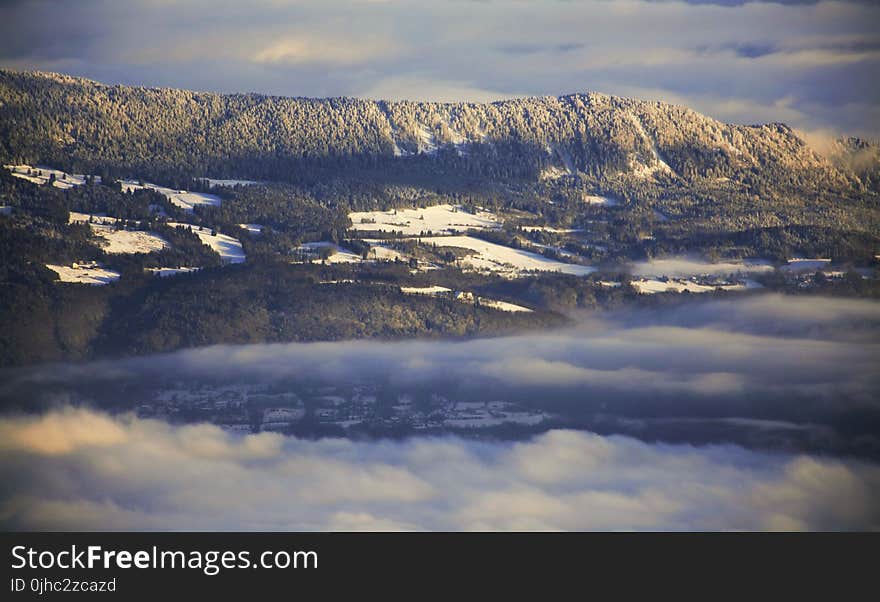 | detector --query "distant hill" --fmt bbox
[1,69,872,193]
